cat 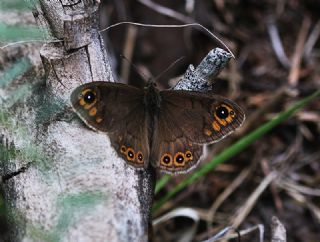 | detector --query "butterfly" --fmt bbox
[70,81,245,174]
